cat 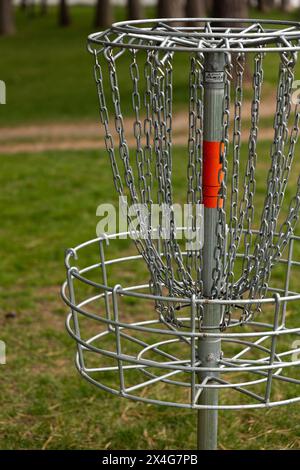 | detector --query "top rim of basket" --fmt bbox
[88,17,300,53]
